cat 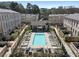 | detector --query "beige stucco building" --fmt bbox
[21,14,39,23]
[64,14,79,36]
[0,9,21,38]
[48,14,66,25]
